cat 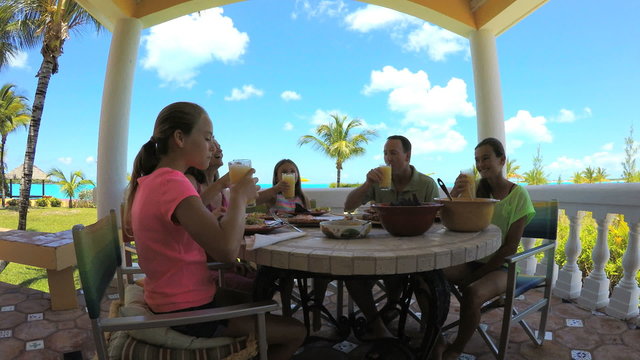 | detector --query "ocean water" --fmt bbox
[9,183,94,200]
[7,183,331,199]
